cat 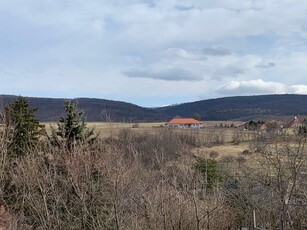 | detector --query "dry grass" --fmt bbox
[42,122,165,137]
[42,121,254,149]
[197,142,250,158]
